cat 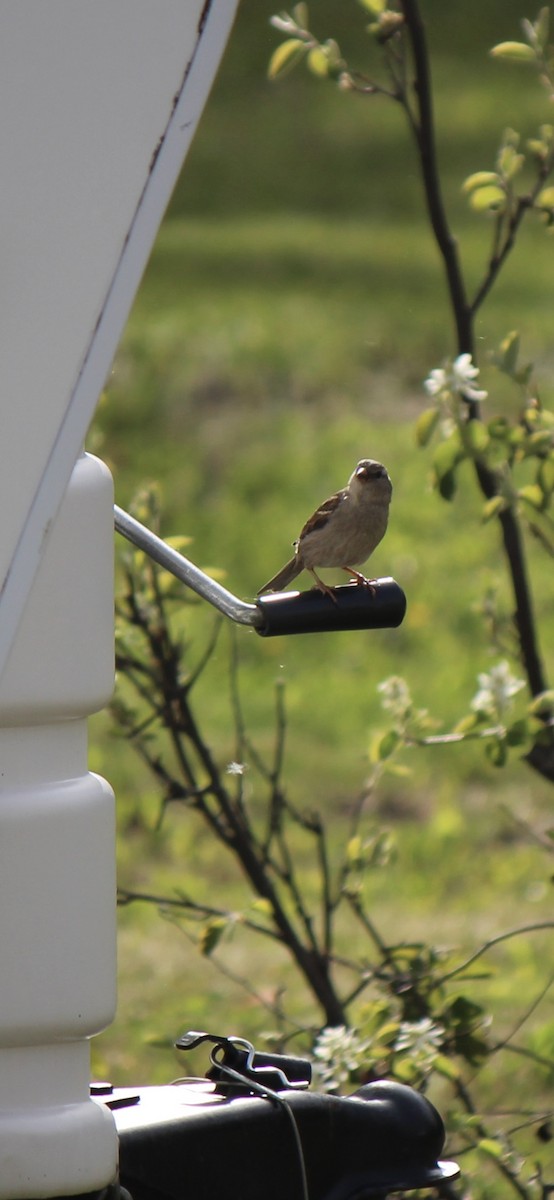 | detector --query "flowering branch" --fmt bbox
[398,7,552,759]
[268,3,554,777]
